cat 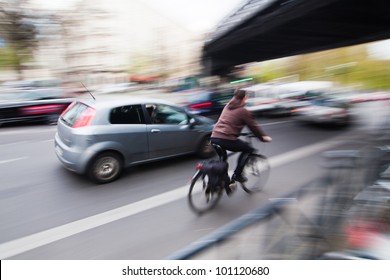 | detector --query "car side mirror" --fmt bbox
[189,117,196,128]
